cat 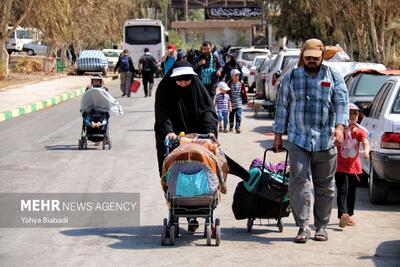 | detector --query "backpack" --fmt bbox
[120,56,130,72]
